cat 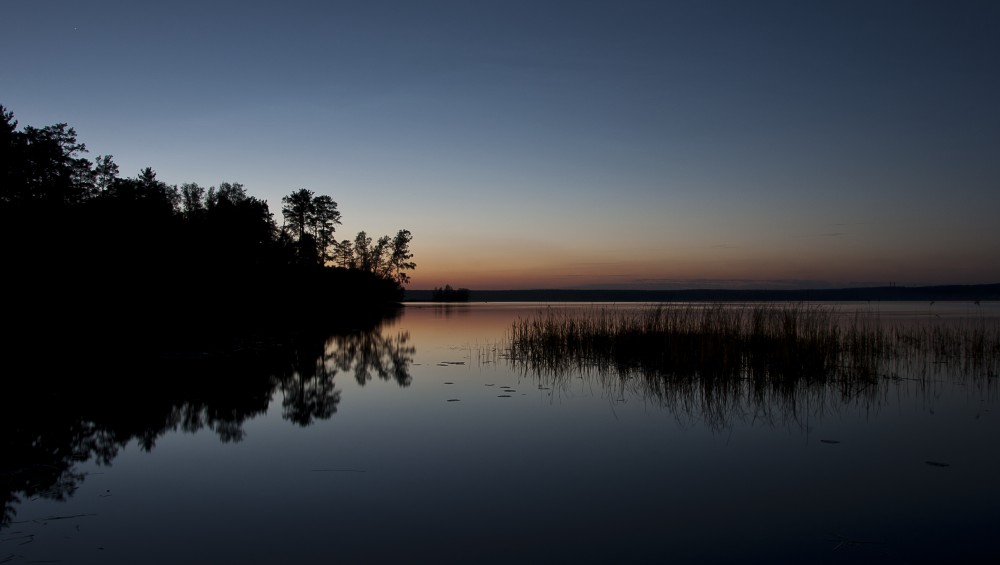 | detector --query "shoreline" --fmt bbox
[404,283,1000,303]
